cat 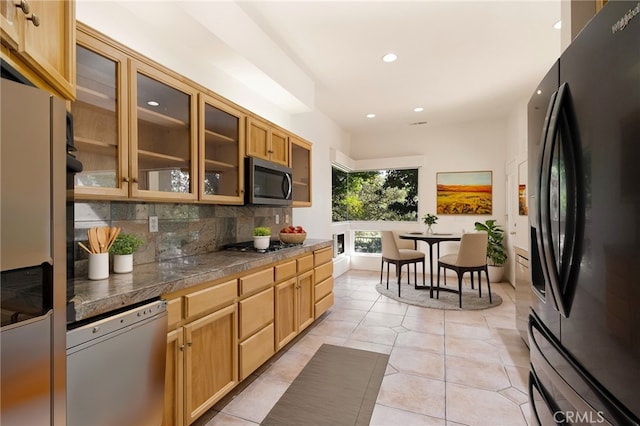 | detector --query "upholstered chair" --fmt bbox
[436,232,490,308]
[380,231,425,296]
